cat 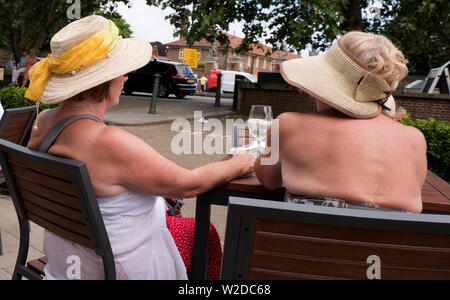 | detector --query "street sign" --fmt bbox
[183,48,198,69]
